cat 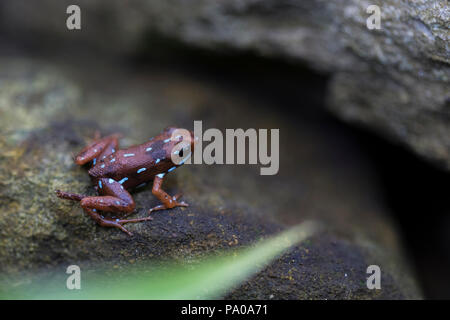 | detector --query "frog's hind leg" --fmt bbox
[79,178,152,236]
[55,190,88,201]
[97,135,120,162]
[75,133,121,167]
